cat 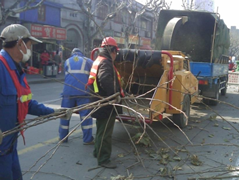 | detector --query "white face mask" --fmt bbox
[19,41,32,63]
